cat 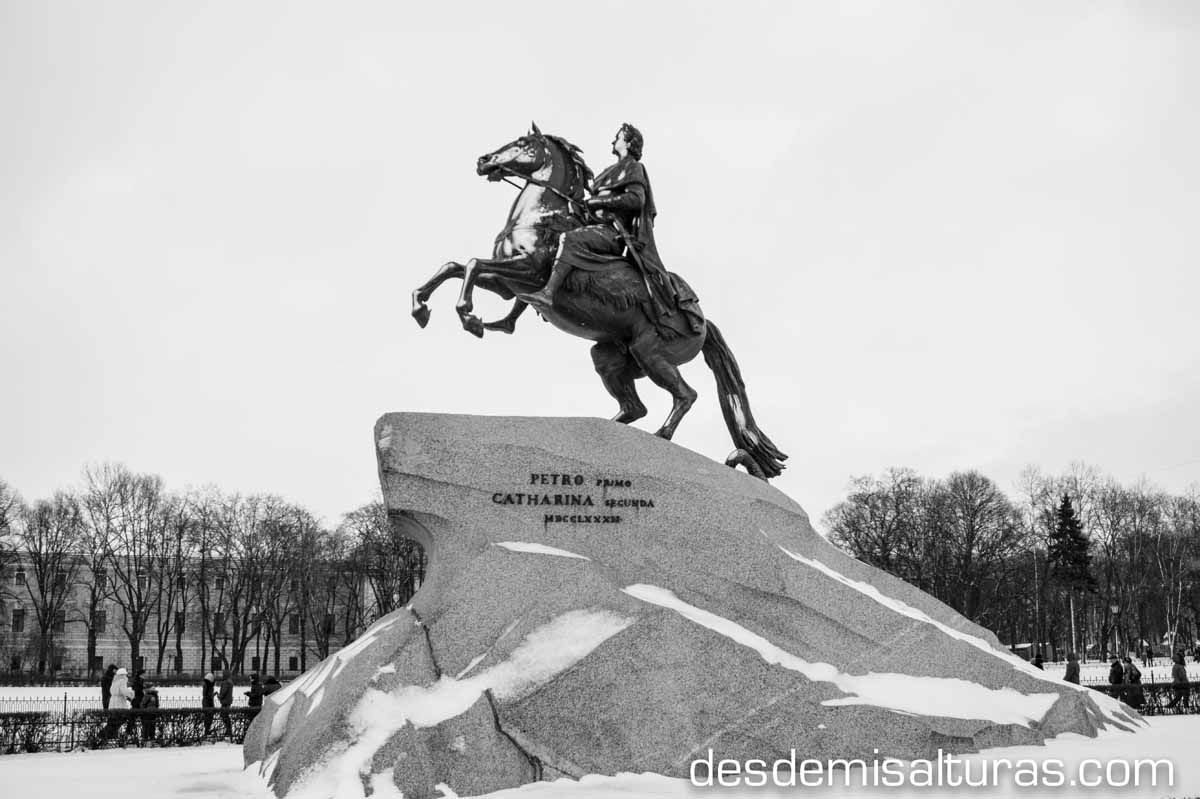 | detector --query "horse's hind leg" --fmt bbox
[412,261,465,328]
[482,299,528,334]
[591,342,648,424]
[628,334,697,440]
